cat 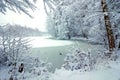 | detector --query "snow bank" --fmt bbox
[50,61,120,80]
[1,58,120,80]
